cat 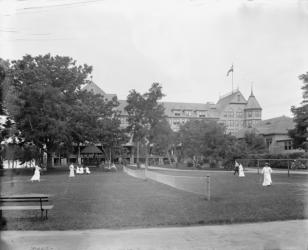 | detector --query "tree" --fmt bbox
[243,131,267,154]
[289,72,308,150]
[125,83,165,166]
[7,54,117,168]
[178,120,247,167]
[149,118,175,164]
